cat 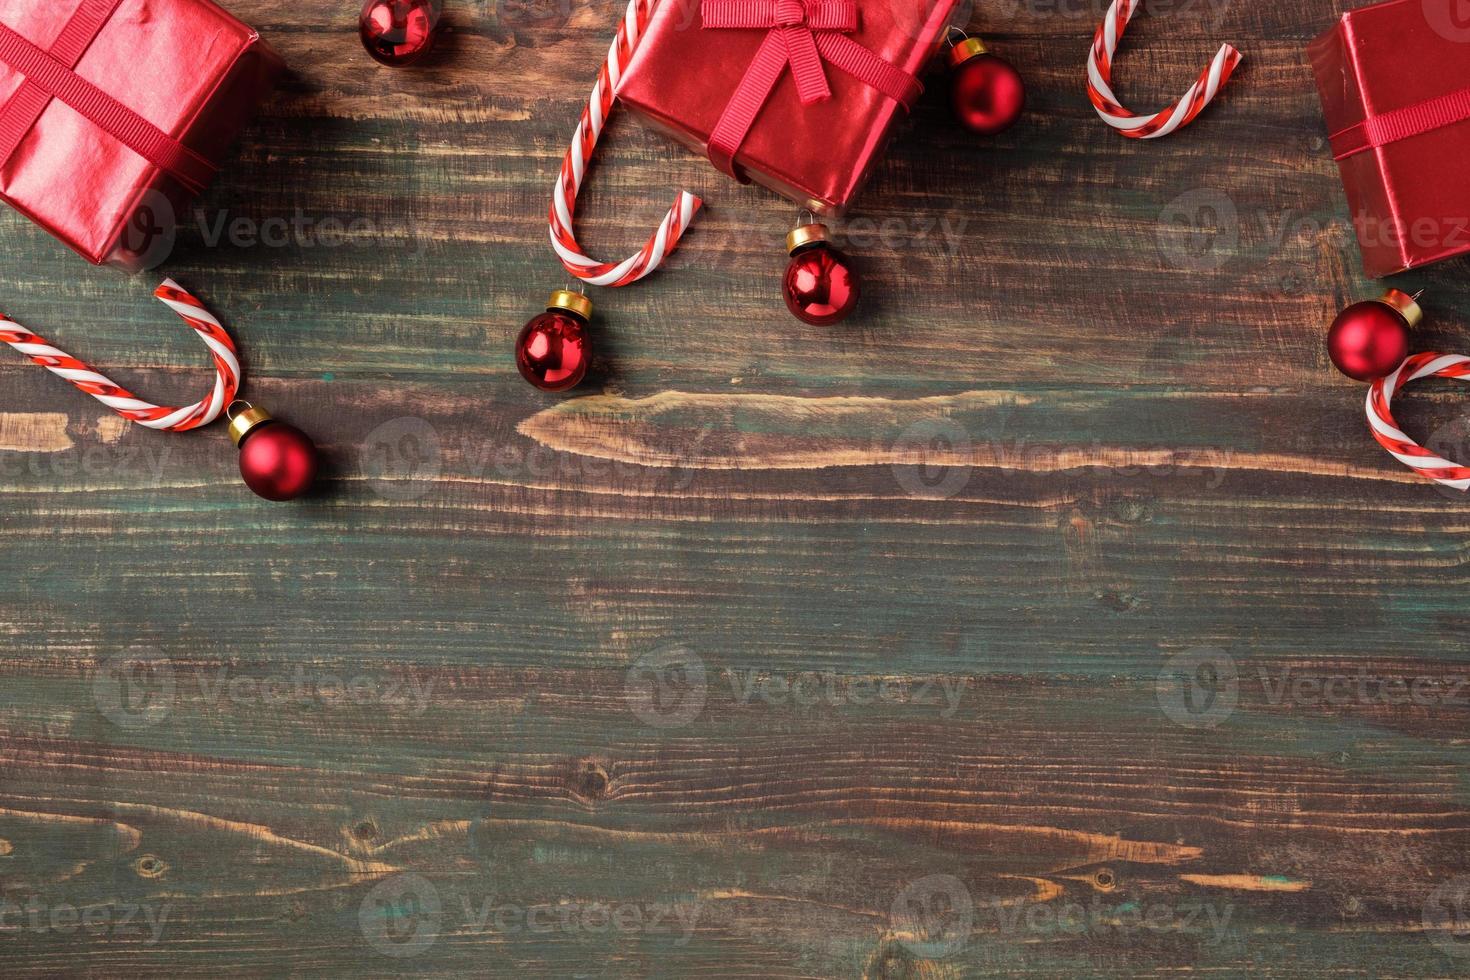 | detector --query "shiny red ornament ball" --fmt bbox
[239,421,318,501]
[359,0,442,66]
[1327,293,1417,381]
[950,43,1025,136]
[517,291,592,391]
[783,226,860,325]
